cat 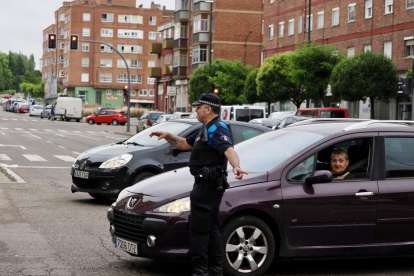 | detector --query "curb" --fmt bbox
[0,164,26,183]
[114,132,135,137]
